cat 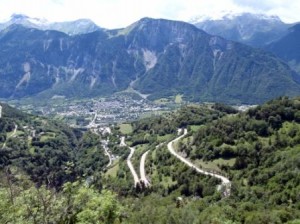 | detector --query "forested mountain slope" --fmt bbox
[0,18,299,103]
[266,24,300,74]
[0,102,108,188]
[107,97,300,223]
[1,97,300,223]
